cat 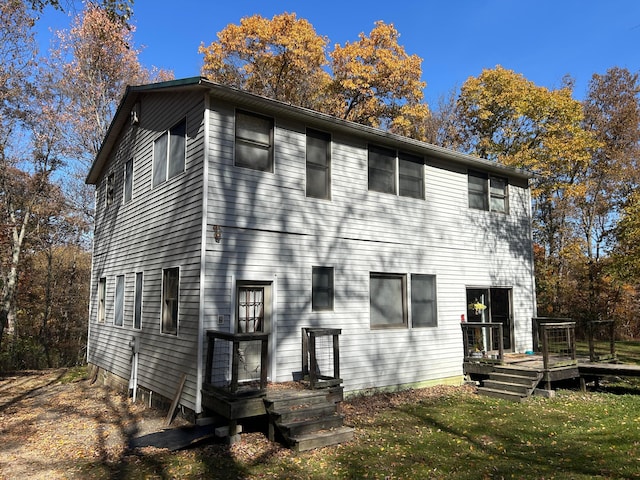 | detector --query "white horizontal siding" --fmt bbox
[202,99,535,394]
[88,90,206,410]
